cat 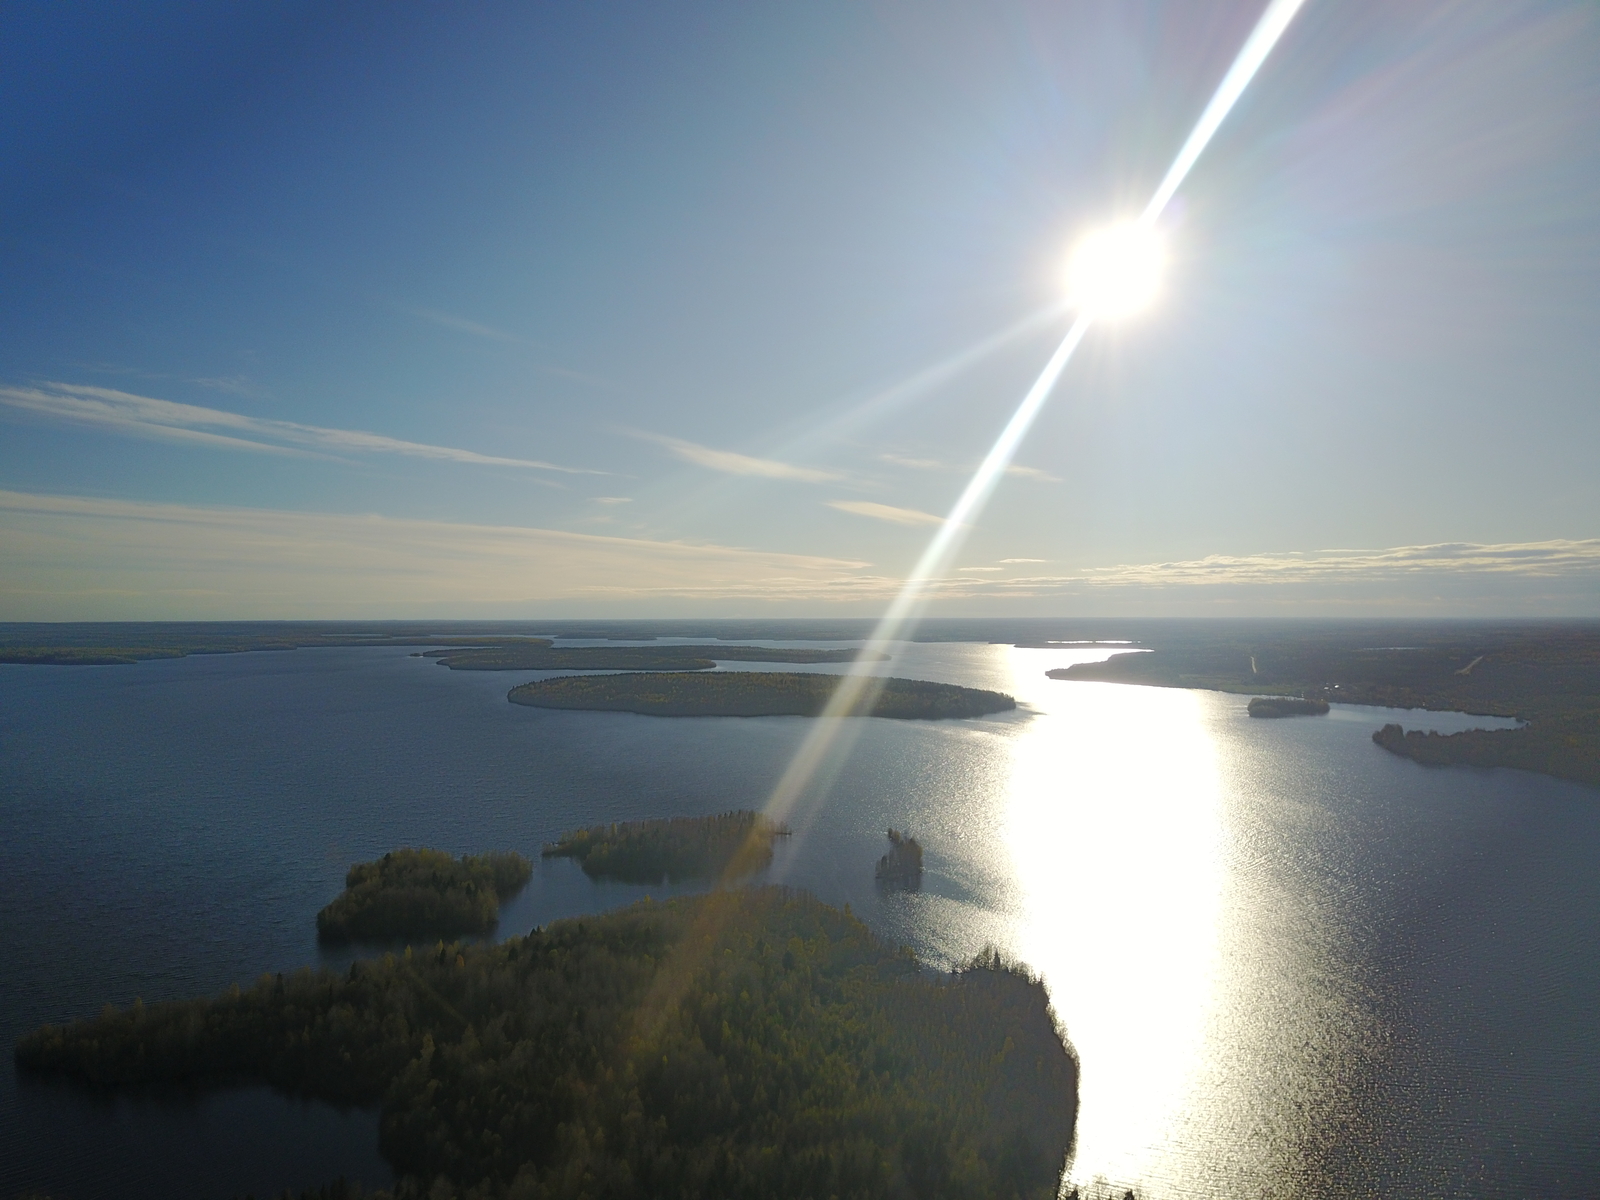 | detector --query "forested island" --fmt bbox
[317,849,532,941]
[425,644,883,671]
[1247,697,1330,718]
[17,889,1078,1200]
[1047,623,1600,788]
[508,671,1016,719]
[543,811,787,883]
[876,829,924,885]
